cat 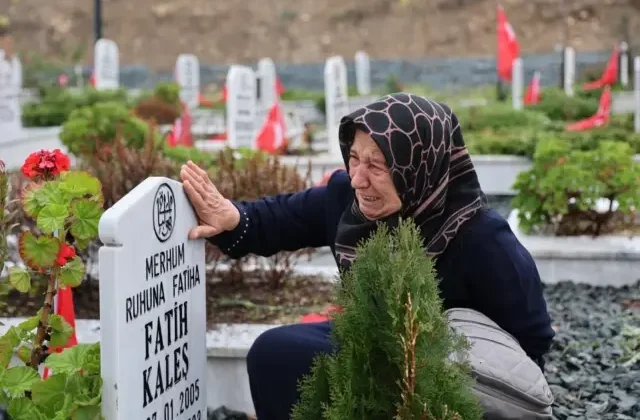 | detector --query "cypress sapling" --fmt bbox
[291,218,483,420]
